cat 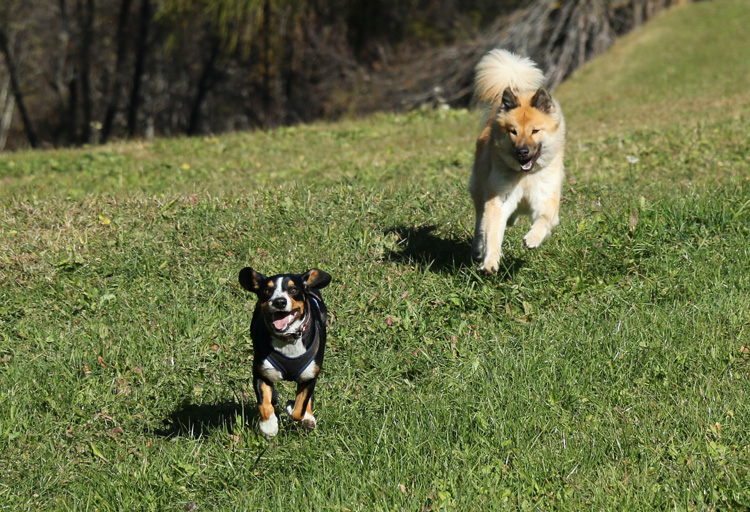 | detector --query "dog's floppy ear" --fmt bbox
[239,267,266,294]
[302,269,331,290]
[500,88,518,111]
[531,88,553,113]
